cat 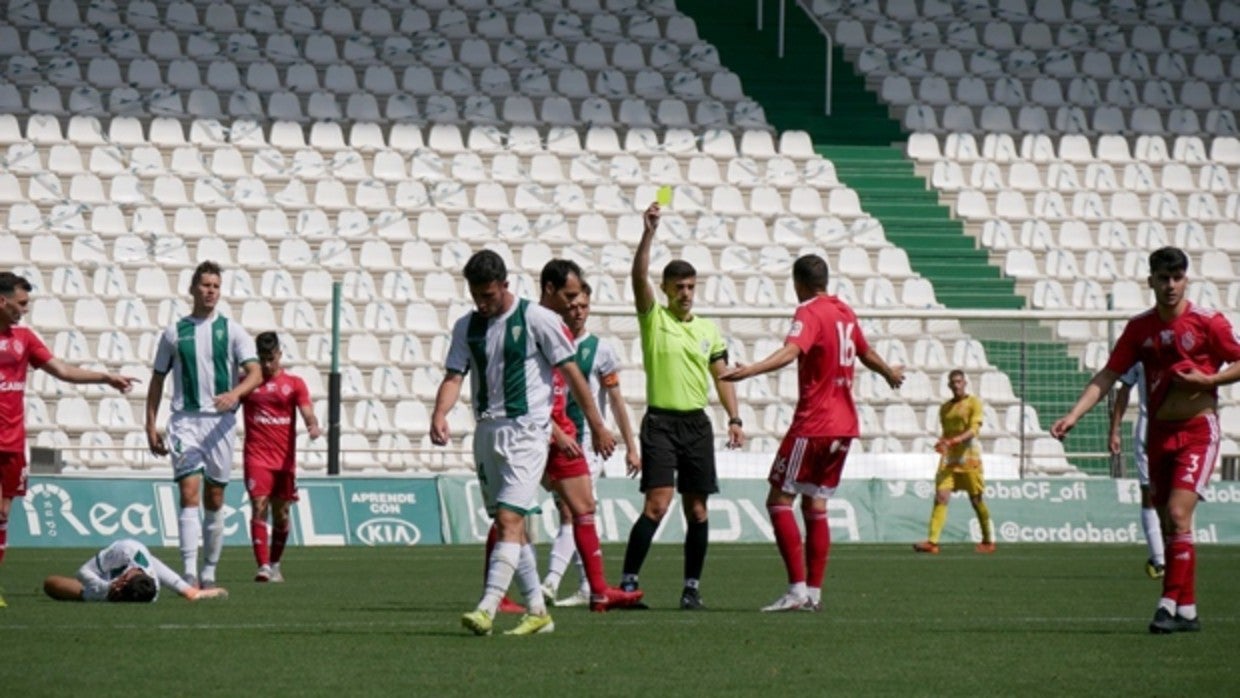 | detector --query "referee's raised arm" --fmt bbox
[631,202,660,315]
